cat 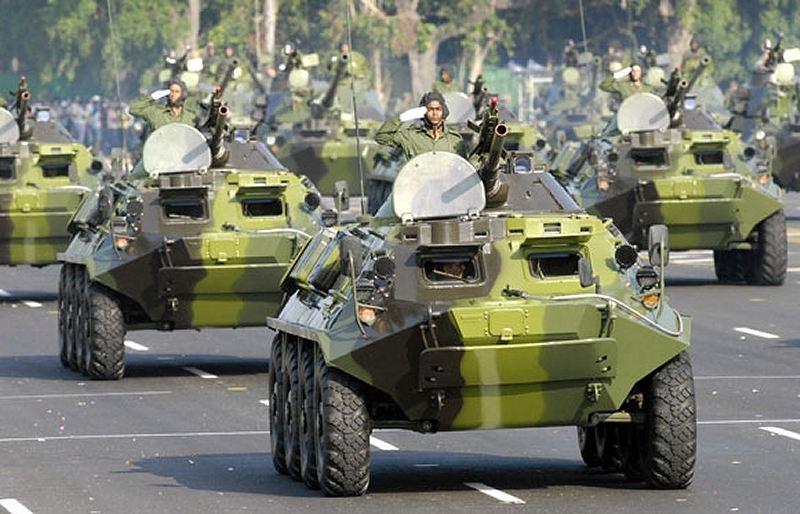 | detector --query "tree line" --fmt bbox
[0,0,797,101]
